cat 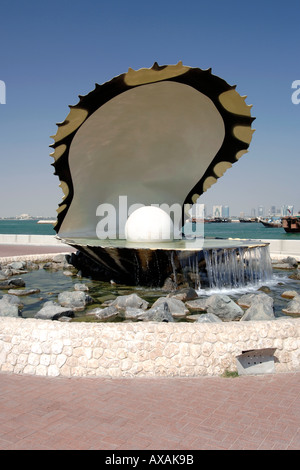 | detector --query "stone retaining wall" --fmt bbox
[1,317,299,377]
